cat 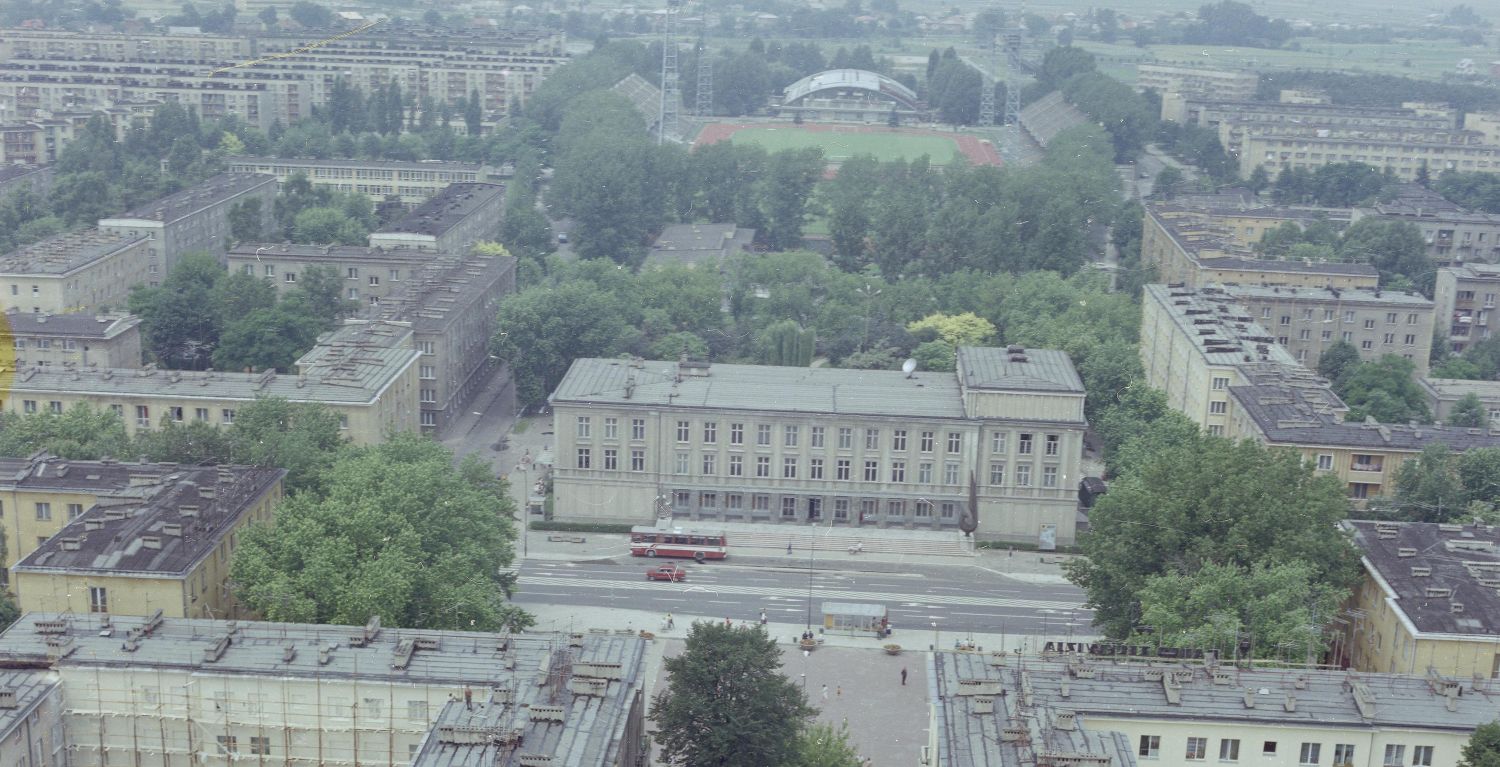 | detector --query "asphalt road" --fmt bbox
[511,559,1092,639]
